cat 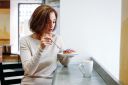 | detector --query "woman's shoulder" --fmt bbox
[20,35,32,43]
